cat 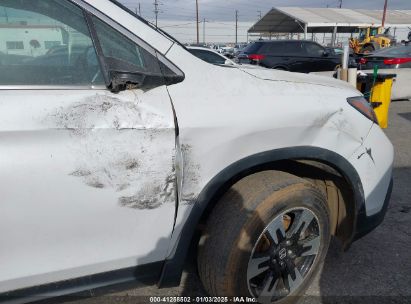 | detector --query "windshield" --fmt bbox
[370,28,379,36]
[359,29,367,41]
